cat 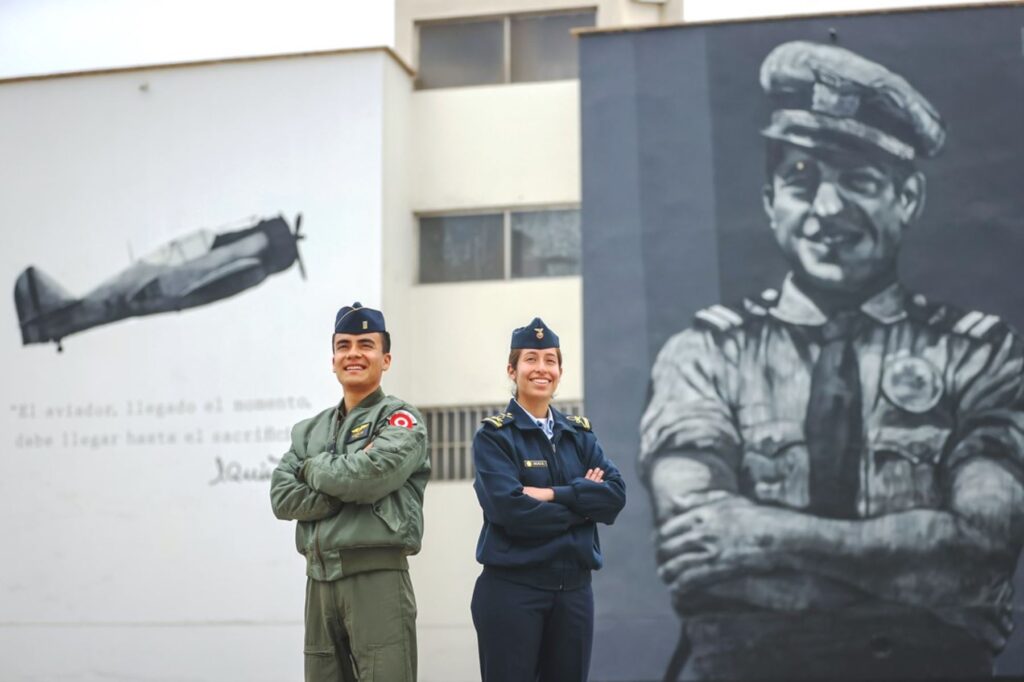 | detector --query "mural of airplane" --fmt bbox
[14,214,305,351]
